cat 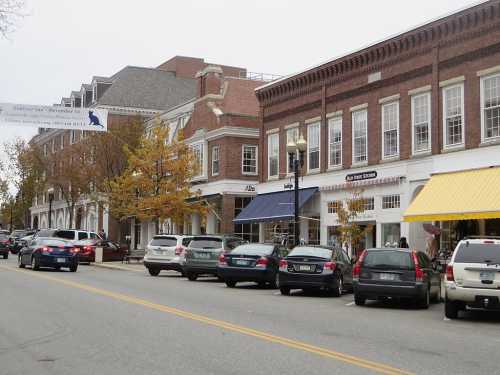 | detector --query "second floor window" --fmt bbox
[242,145,257,175]
[481,73,500,140]
[443,84,464,147]
[328,117,342,167]
[382,194,401,209]
[327,201,341,214]
[286,127,299,174]
[382,102,399,158]
[192,143,204,178]
[363,197,375,211]
[268,133,279,178]
[411,92,431,153]
[211,146,219,176]
[307,122,320,171]
[352,109,367,164]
